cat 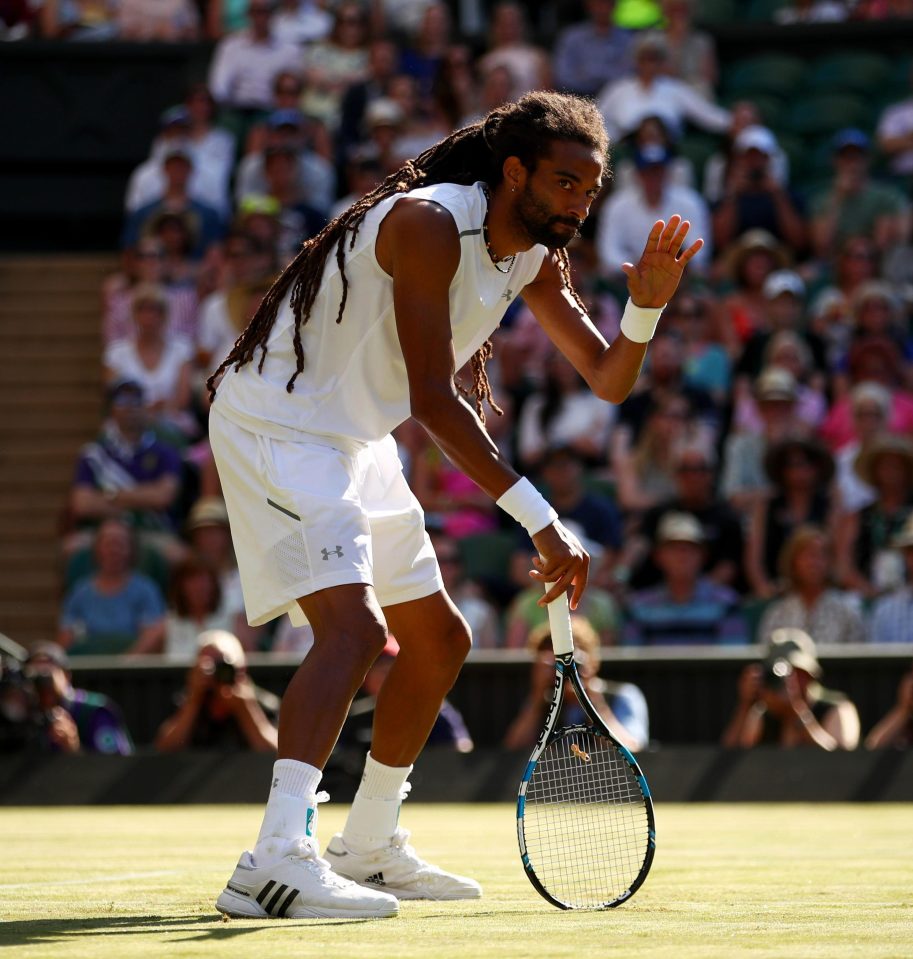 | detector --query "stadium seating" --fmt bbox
[806,52,894,96]
[723,54,807,101]
[782,93,871,138]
